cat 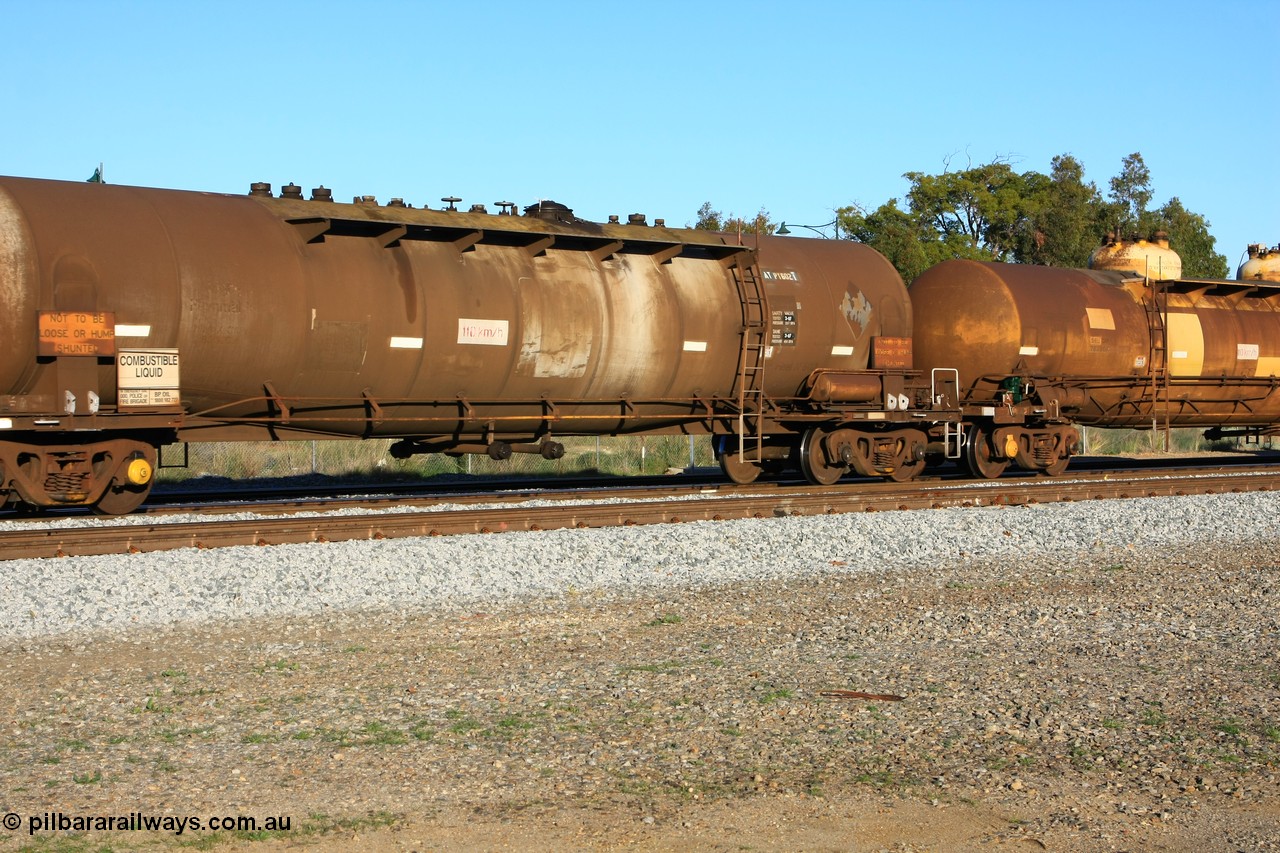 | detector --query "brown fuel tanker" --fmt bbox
[910,258,1280,429]
[0,176,926,510]
[14,172,1272,514]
